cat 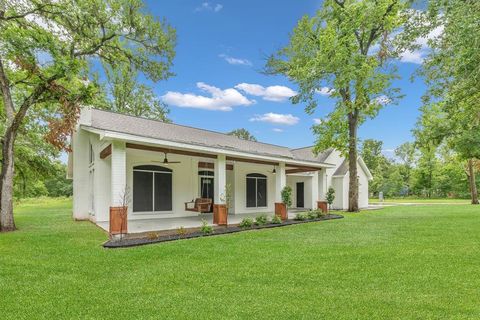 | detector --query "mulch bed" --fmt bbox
[103,214,344,249]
